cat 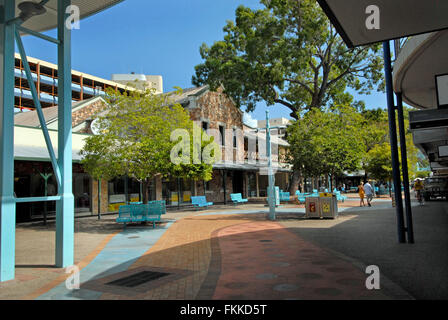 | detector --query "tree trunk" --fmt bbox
[193,181,198,196]
[142,179,150,204]
[289,170,300,194]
